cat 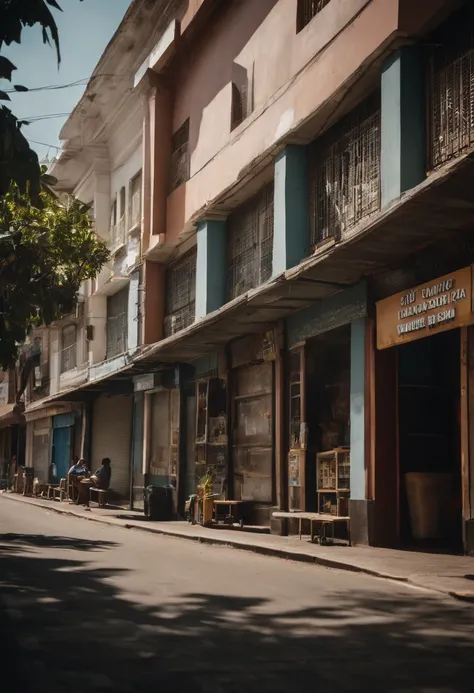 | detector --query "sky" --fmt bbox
[1,0,131,162]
